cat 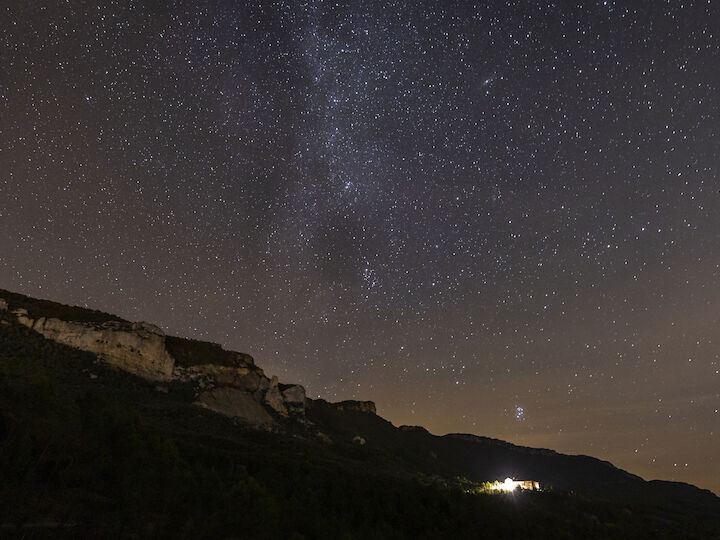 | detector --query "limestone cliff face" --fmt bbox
[195,388,275,427]
[2,294,381,433]
[3,297,307,427]
[12,309,175,380]
[281,385,307,415]
[181,362,307,422]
